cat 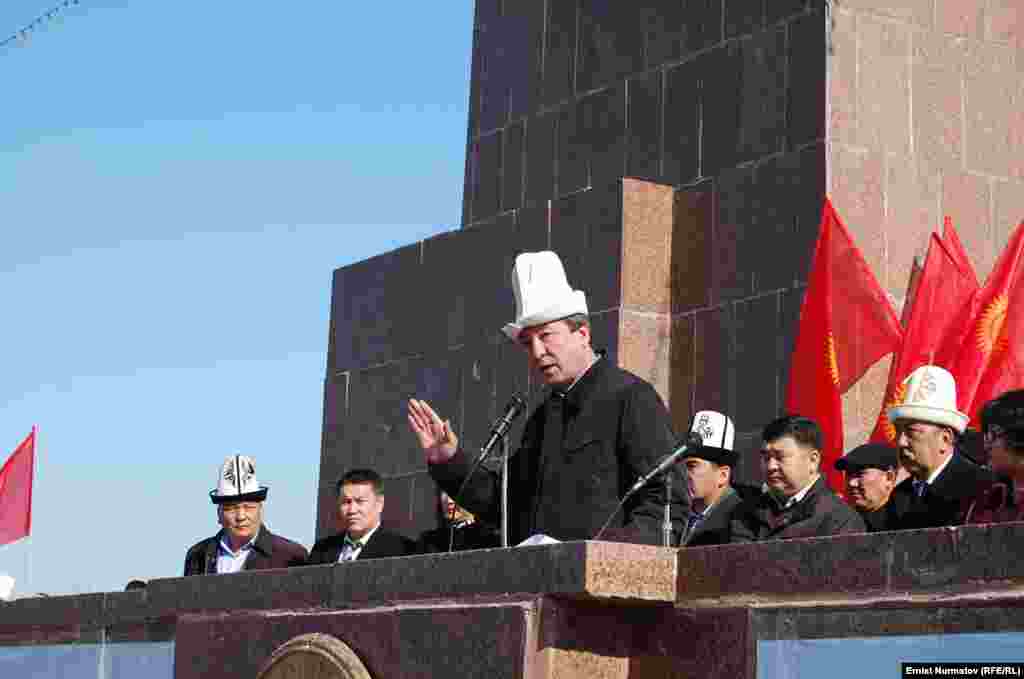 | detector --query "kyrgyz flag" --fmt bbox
[786,199,903,491]
[870,222,980,443]
[0,429,35,547]
[961,222,1024,424]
